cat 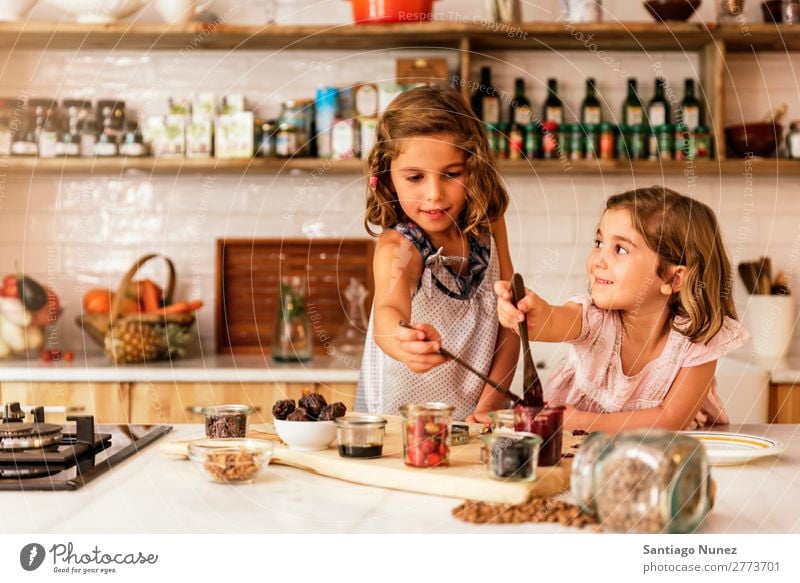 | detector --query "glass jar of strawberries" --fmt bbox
[399,402,454,468]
